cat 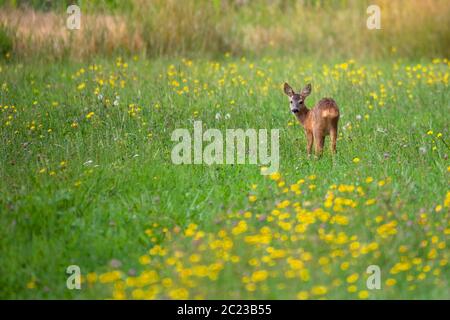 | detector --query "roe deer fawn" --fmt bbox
[283,83,340,156]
